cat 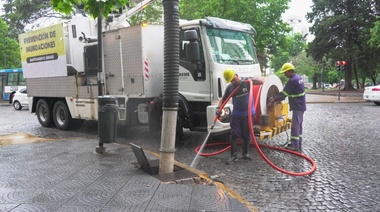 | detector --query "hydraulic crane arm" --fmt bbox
[109,0,157,28]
